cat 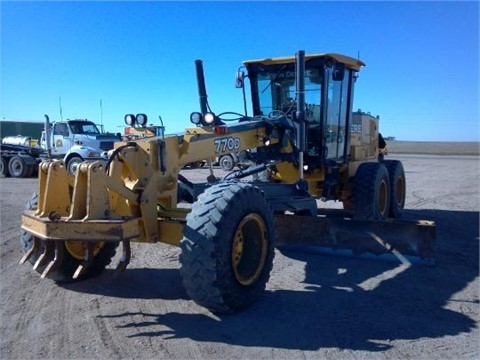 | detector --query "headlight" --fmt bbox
[204,112,216,125]
[136,113,148,126]
[124,114,135,126]
[190,112,202,125]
